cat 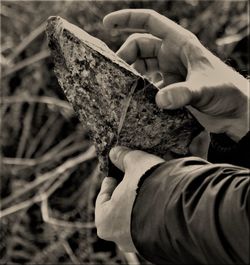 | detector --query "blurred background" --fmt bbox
[0,1,249,264]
